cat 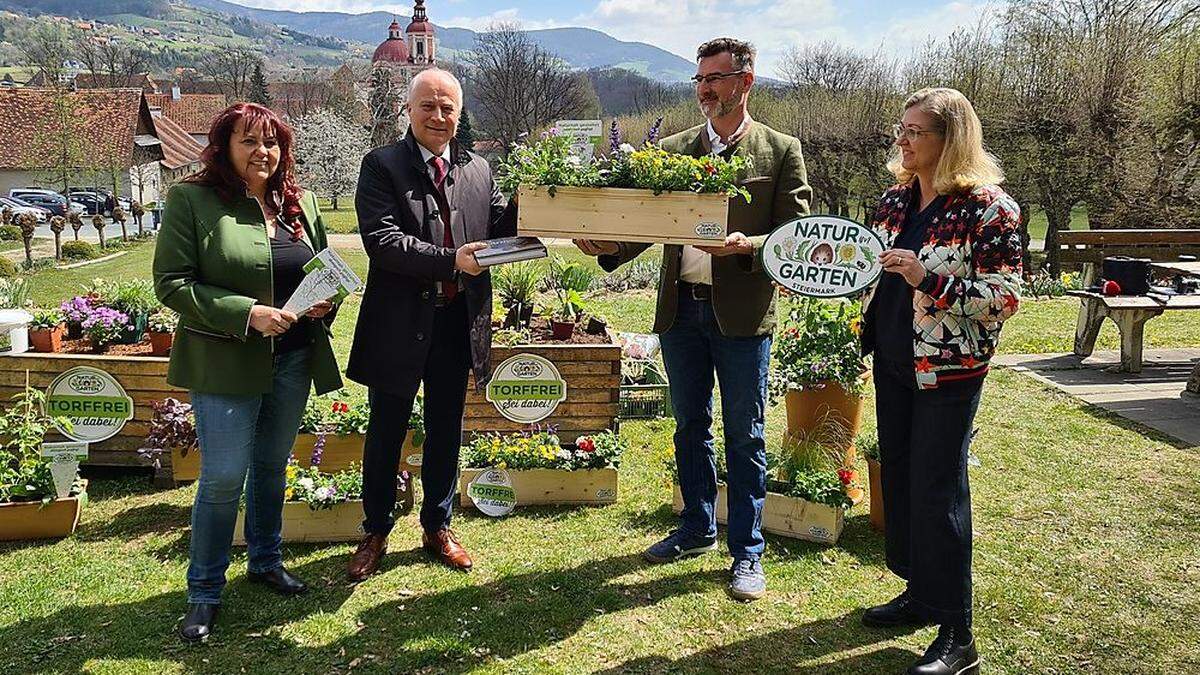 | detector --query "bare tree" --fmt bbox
[469,24,600,153]
[76,39,149,88]
[197,47,260,102]
[367,65,405,148]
